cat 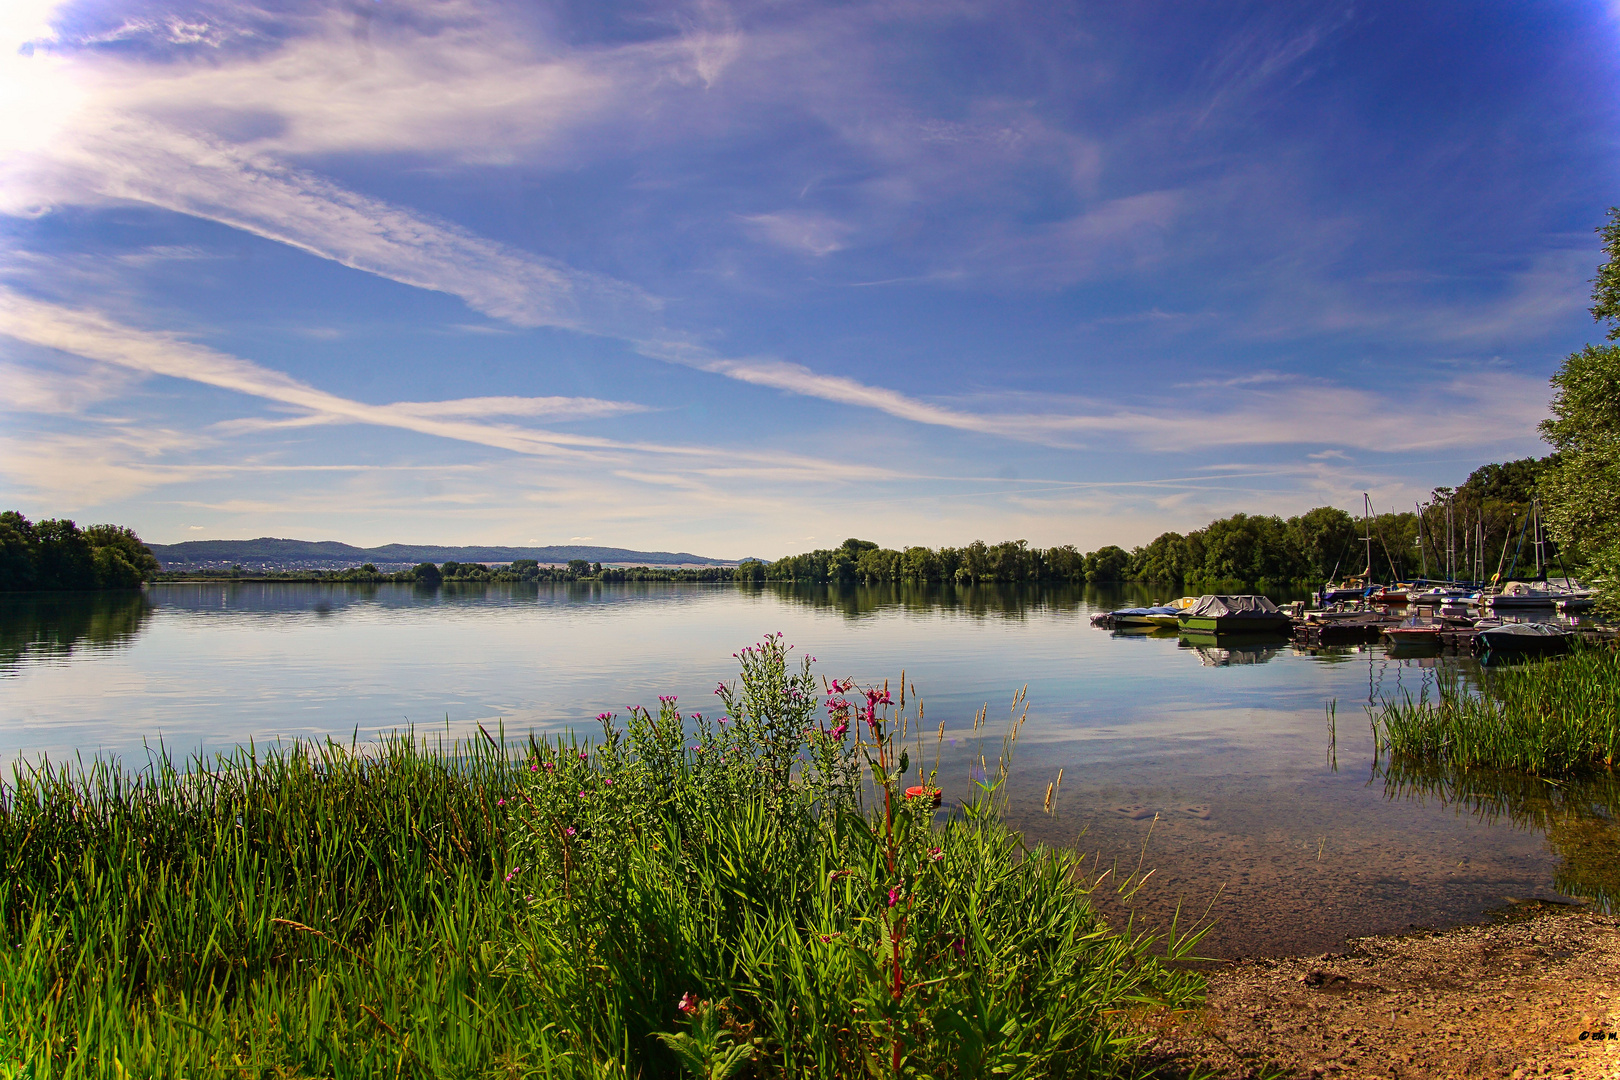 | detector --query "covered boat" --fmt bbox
[1475,622,1570,656]
[1177,594,1293,634]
